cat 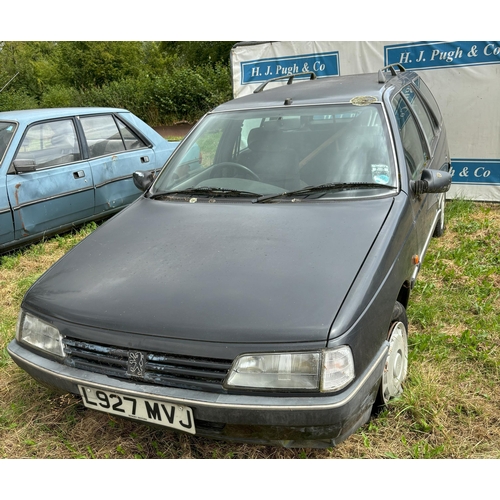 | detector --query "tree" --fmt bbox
[159,41,236,67]
[0,41,234,121]
[54,41,144,88]
[0,41,59,98]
